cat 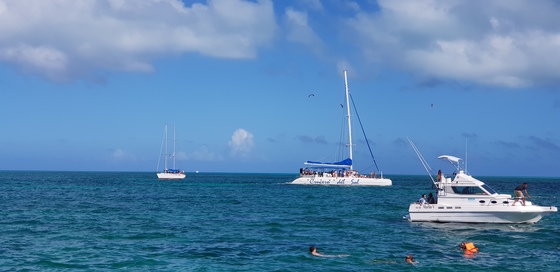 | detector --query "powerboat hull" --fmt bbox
[291,176,391,186]
[408,204,558,224]
[405,147,557,224]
